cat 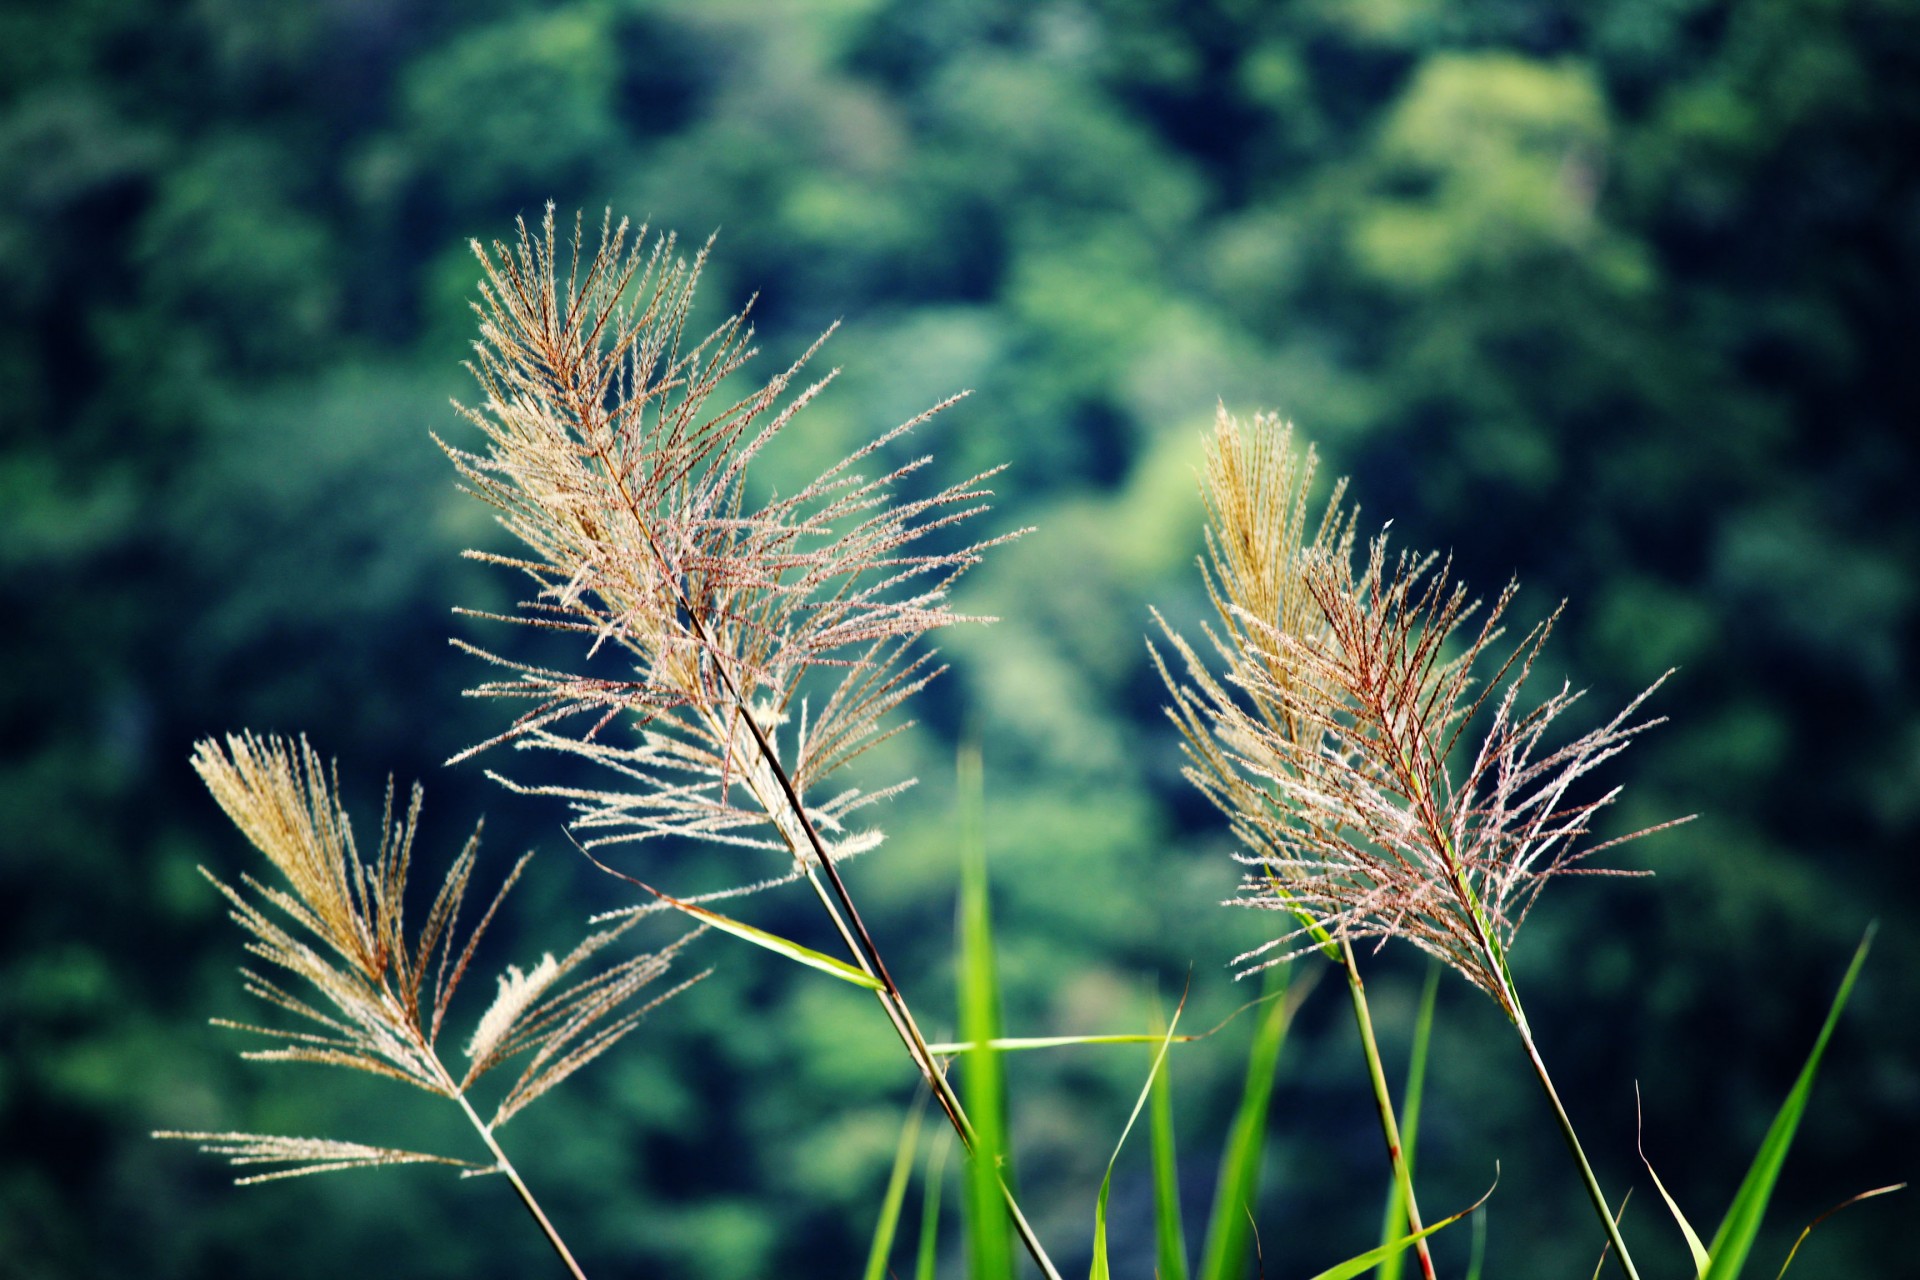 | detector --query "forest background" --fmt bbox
[2,0,1916,1276]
